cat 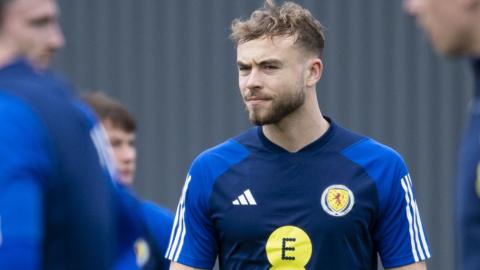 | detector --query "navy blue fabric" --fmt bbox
[168,119,430,269]
[0,60,116,269]
[341,138,430,266]
[456,58,480,270]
